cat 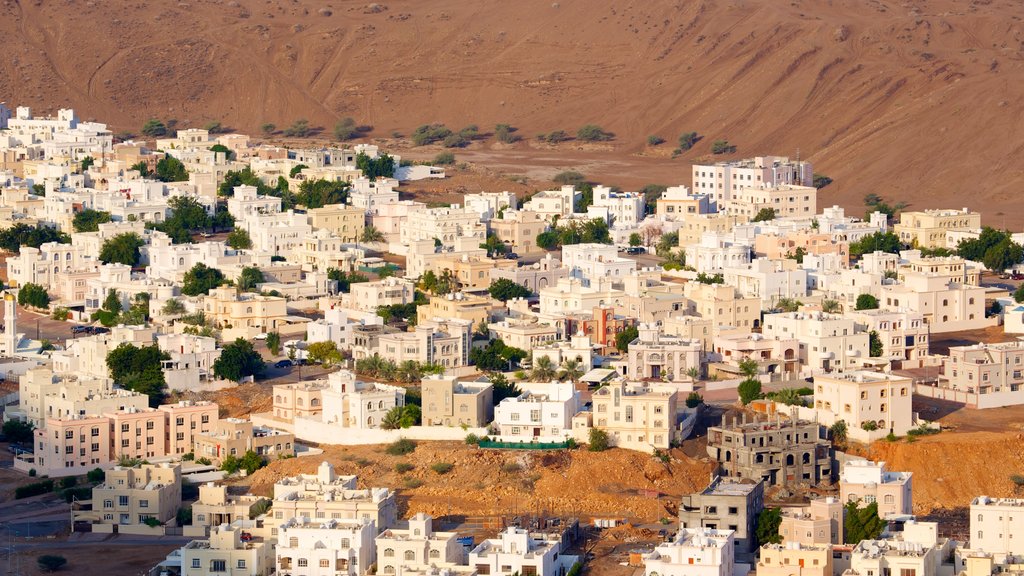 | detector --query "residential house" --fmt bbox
[641,527,736,576]
[679,476,764,561]
[421,374,494,428]
[840,460,913,519]
[590,381,678,450]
